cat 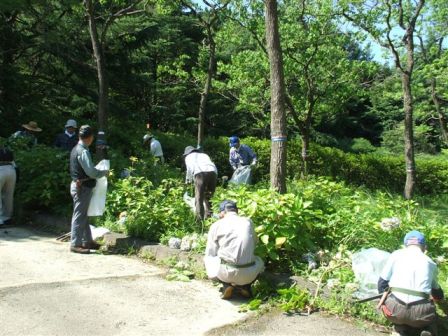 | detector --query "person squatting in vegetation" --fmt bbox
[54,119,78,151]
[204,200,264,300]
[11,121,42,147]
[0,145,16,226]
[69,125,109,254]
[228,136,257,171]
[143,134,164,164]
[377,230,444,336]
[183,146,217,221]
